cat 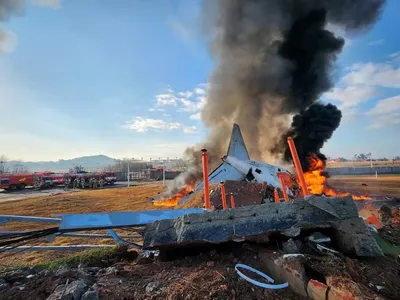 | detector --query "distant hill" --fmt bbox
[8,155,117,173]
